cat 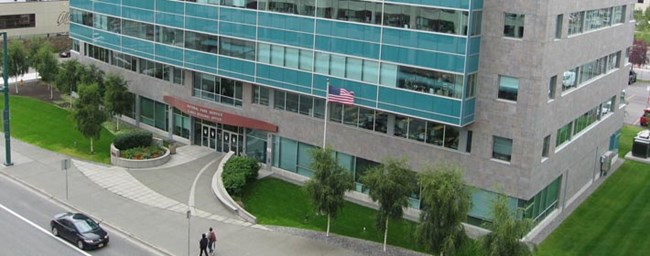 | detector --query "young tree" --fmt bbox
[478,195,533,256]
[103,74,132,130]
[630,39,649,67]
[55,59,83,108]
[416,164,471,256]
[73,83,106,153]
[360,158,416,252]
[81,64,106,97]
[33,45,58,99]
[304,146,354,237]
[8,40,29,94]
[26,37,49,68]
